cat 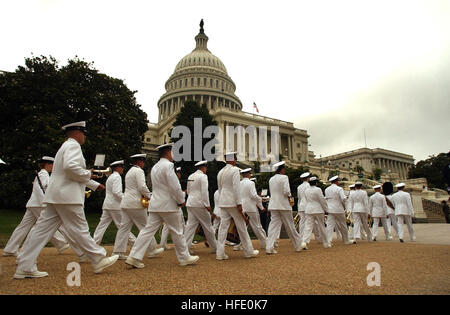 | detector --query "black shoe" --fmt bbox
[400,239,404,243]
[373,238,376,241]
